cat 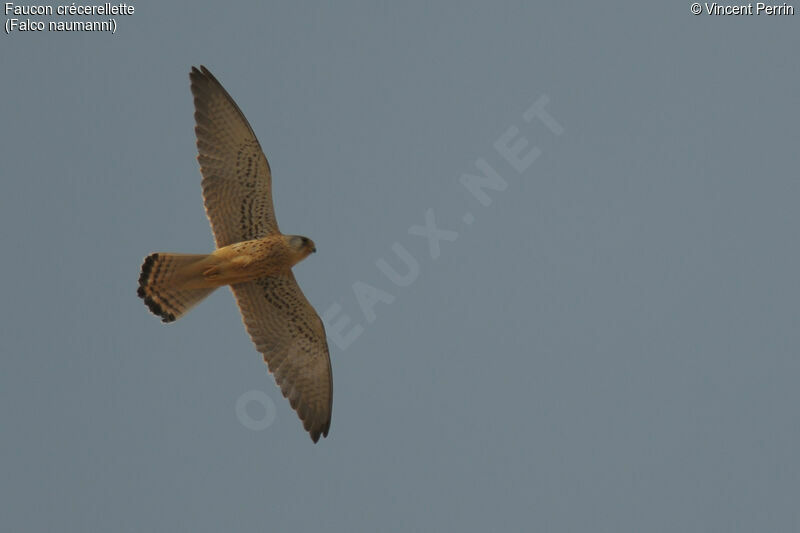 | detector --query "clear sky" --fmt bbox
[2,2,799,531]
